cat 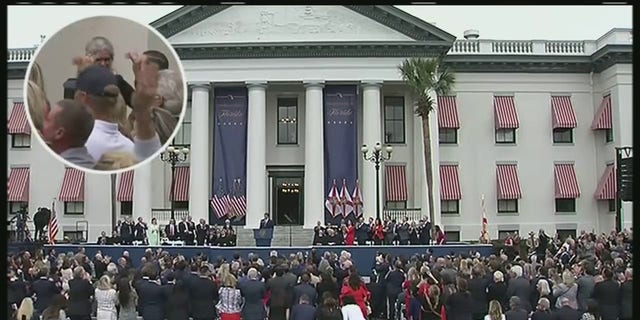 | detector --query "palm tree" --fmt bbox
[398,56,455,224]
